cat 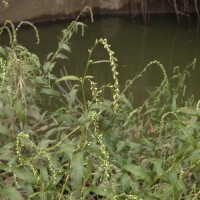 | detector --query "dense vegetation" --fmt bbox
[0,6,200,200]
